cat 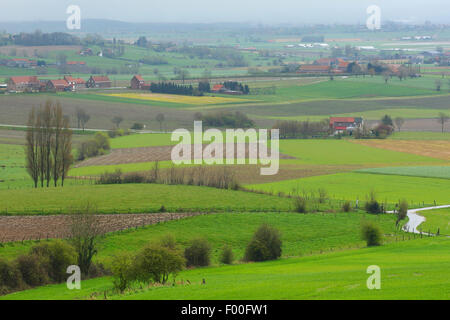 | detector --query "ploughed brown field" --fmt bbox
[351,139,450,160]
[0,212,208,242]
[75,144,296,167]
